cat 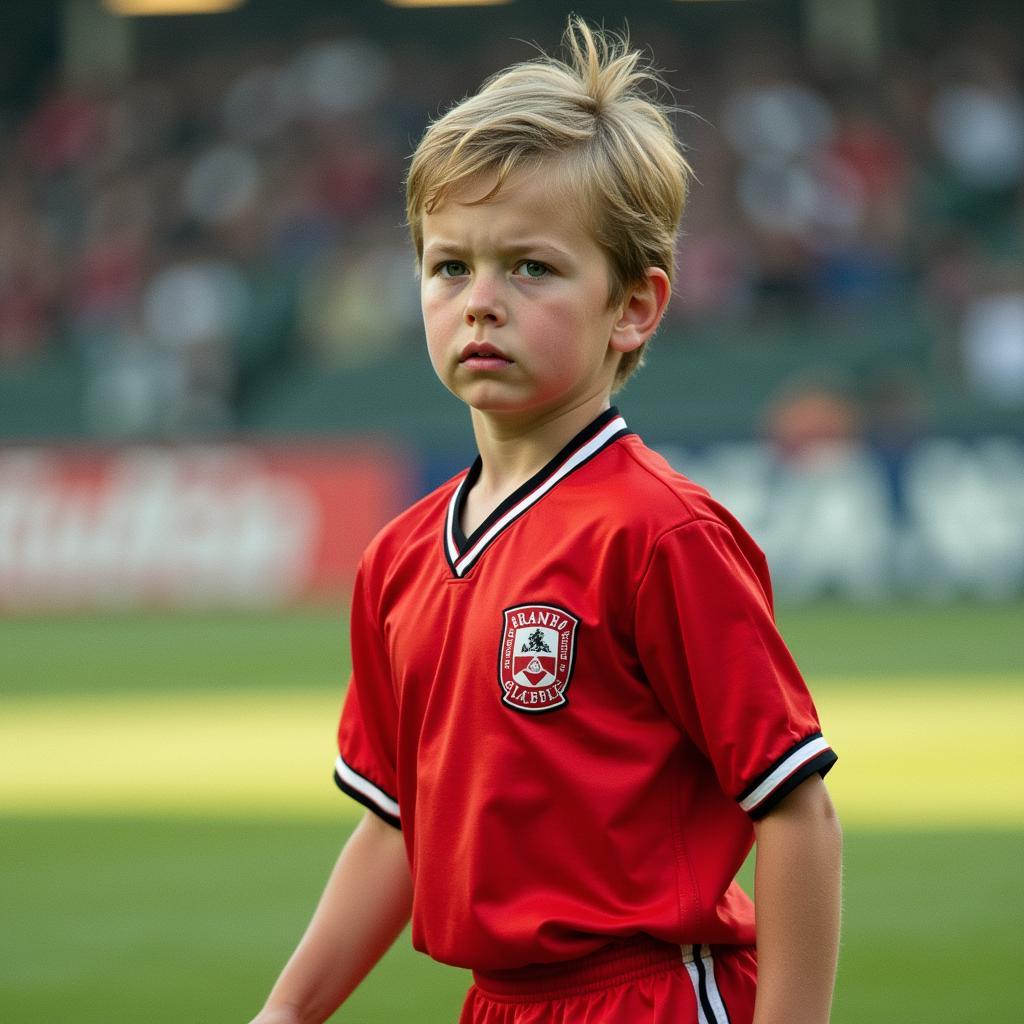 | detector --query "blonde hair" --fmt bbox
[406,18,692,388]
